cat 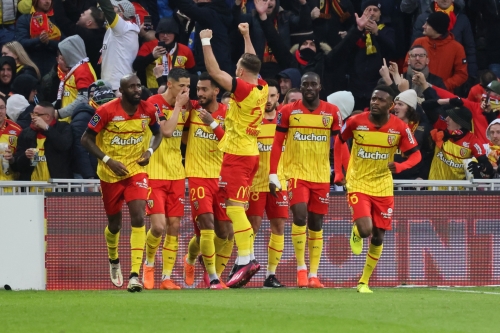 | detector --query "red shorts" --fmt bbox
[188,178,229,237]
[218,153,259,203]
[146,179,185,216]
[100,173,149,216]
[288,178,330,215]
[347,192,394,230]
[246,191,289,219]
